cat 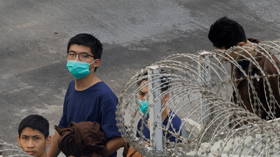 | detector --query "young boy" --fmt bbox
[48,33,124,157]
[18,114,50,157]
